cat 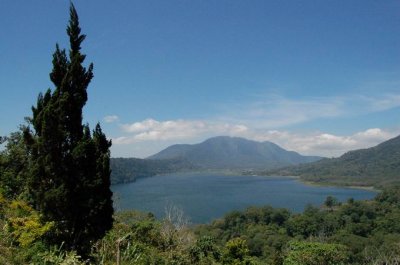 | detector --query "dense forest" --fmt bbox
[195,187,400,264]
[1,183,400,264]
